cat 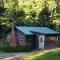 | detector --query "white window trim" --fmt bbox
[19,36,25,45]
[39,36,44,42]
